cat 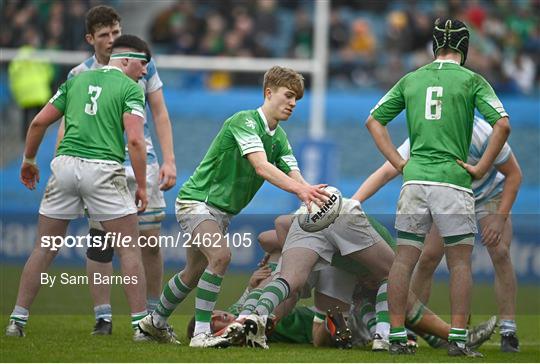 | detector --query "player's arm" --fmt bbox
[21,103,64,190]
[287,169,309,186]
[147,88,176,191]
[124,113,148,212]
[246,151,329,209]
[457,117,511,179]
[365,115,406,172]
[481,153,522,247]
[351,161,400,203]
